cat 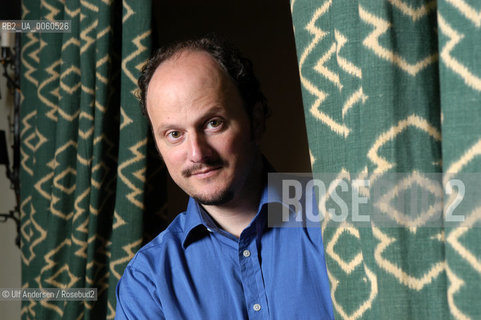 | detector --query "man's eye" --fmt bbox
[167,131,182,139]
[206,119,223,129]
